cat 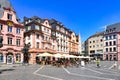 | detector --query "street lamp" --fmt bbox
[0,36,3,48]
[21,43,31,64]
[0,36,3,74]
